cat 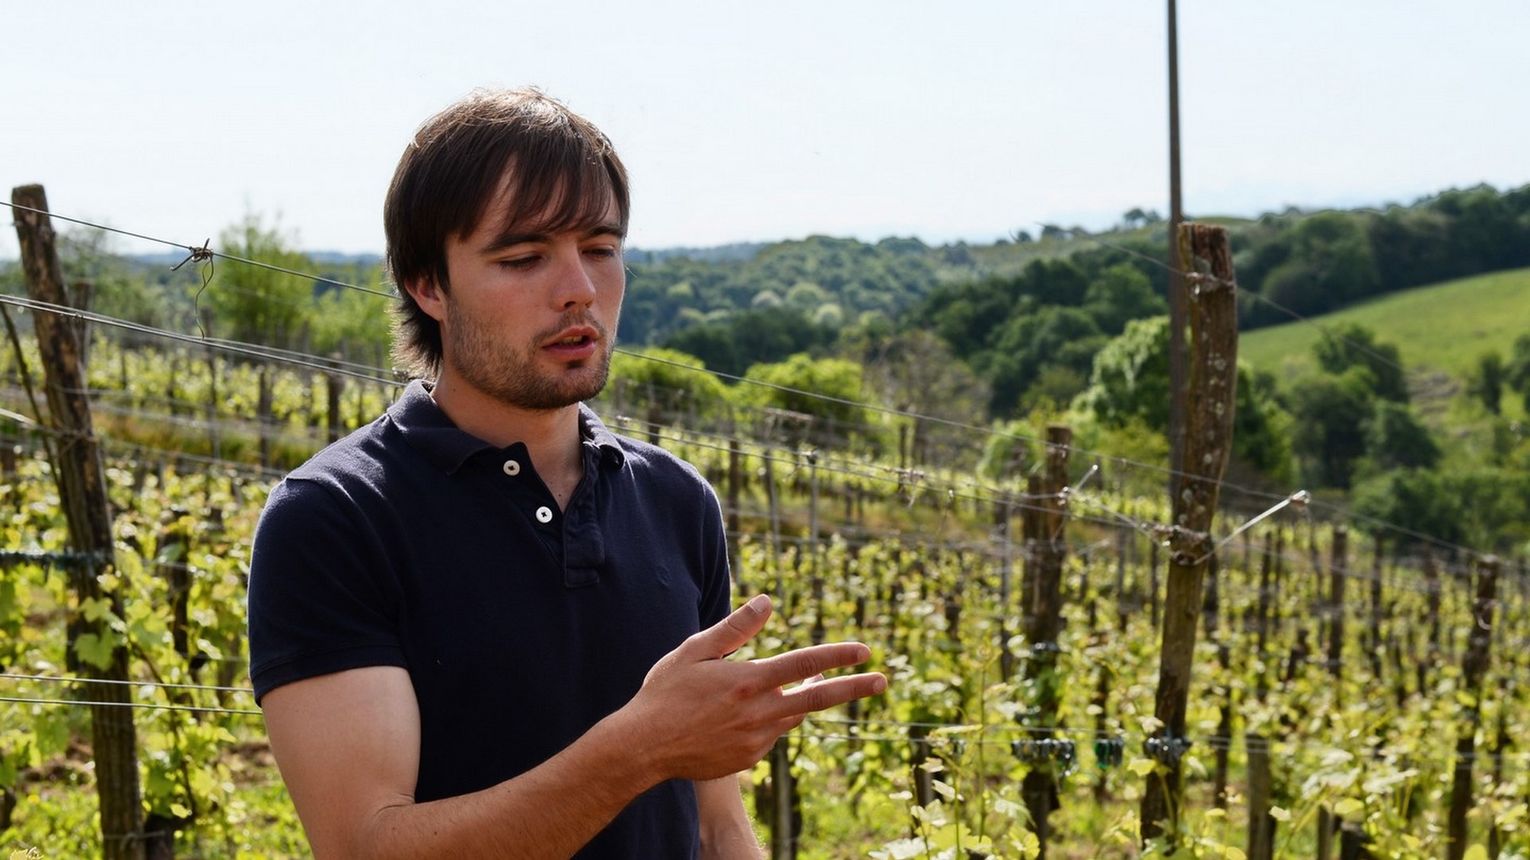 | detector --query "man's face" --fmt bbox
[428,183,626,411]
